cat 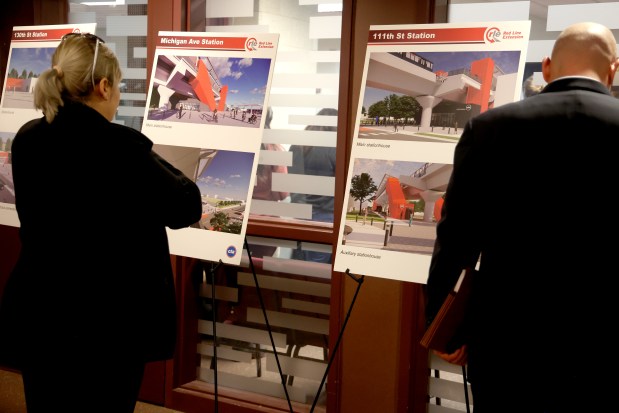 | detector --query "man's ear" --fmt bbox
[541,56,552,83]
[607,58,619,89]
